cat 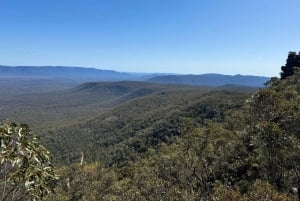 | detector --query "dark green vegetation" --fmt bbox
[46,87,249,166]
[51,70,300,200]
[0,81,214,132]
[281,51,300,79]
[1,52,300,200]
